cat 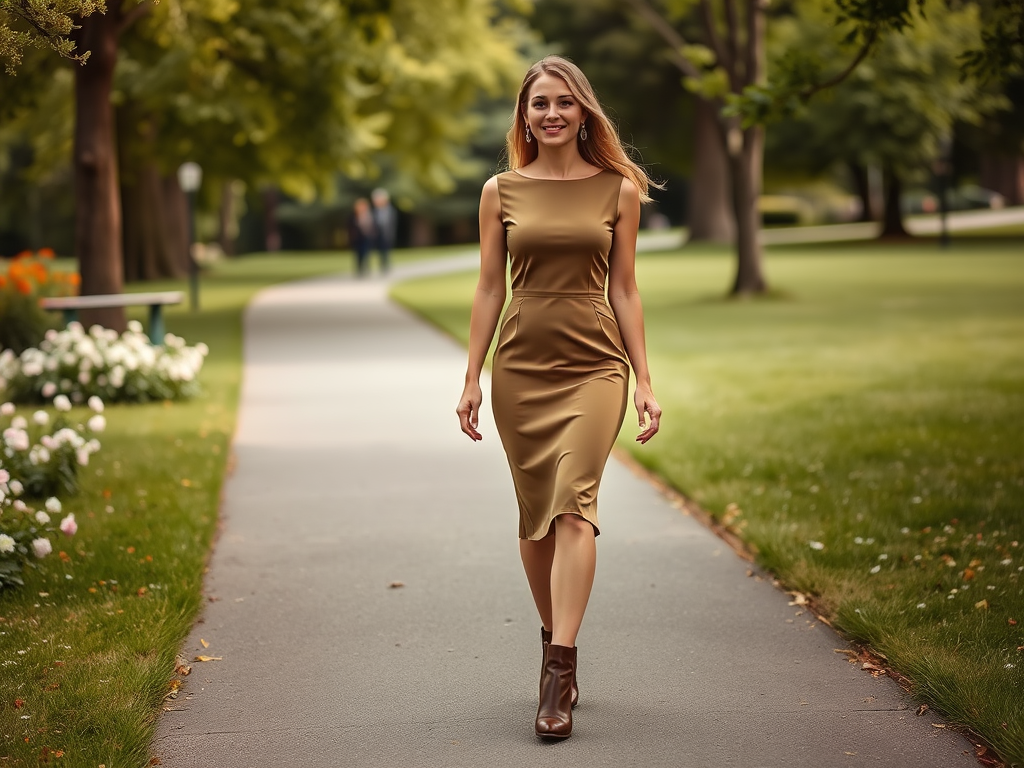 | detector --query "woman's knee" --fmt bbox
[555,513,595,537]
